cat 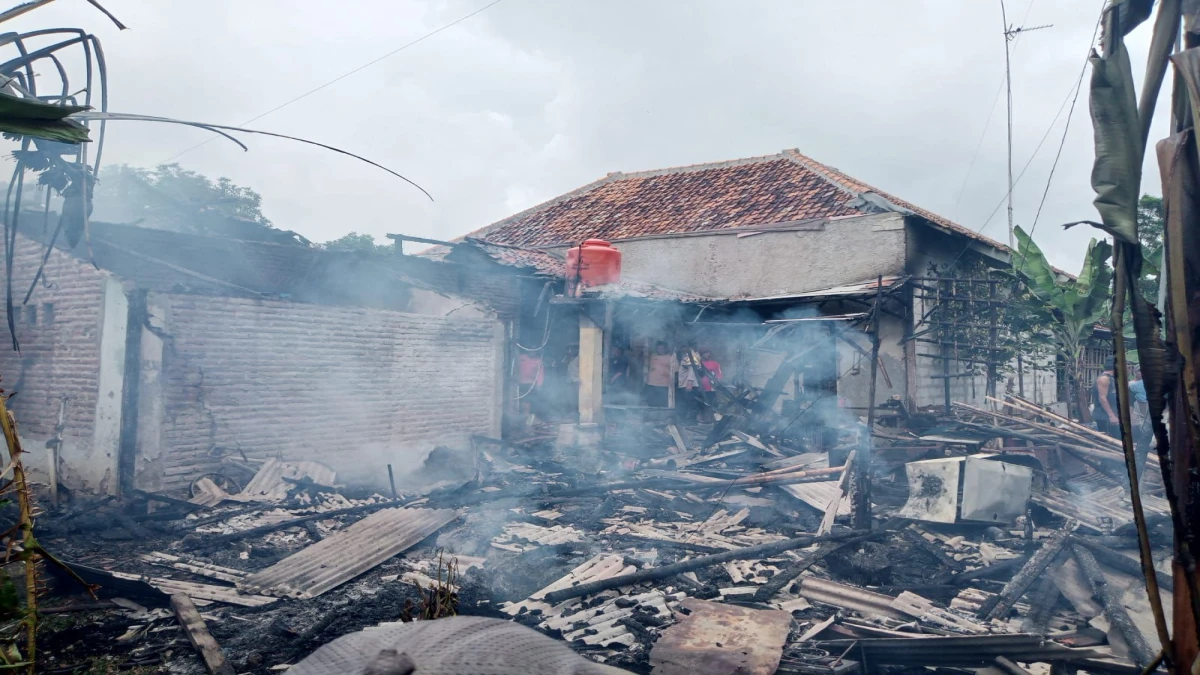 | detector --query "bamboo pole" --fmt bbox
[0,393,36,673]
